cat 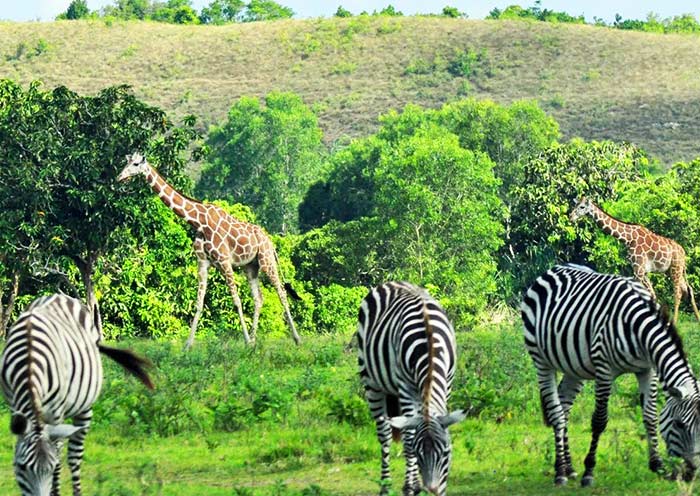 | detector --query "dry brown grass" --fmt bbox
[2,17,700,164]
